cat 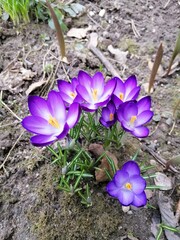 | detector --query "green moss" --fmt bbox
[118,37,139,54]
